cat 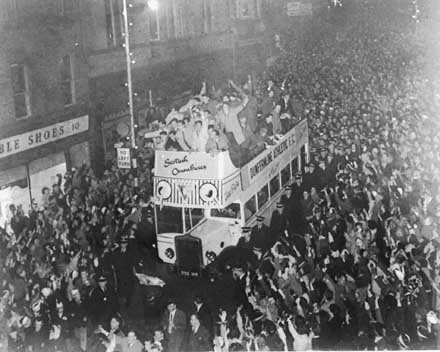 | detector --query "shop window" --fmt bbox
[10,64,30,119]
[244,195,256,221]
[0,165,30,223]
[104,0,123,48]
[281,164,291,187]
[269,174,280,197]
[60,55,75,106]
[257,184,269,210]
[29,153,66,207]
